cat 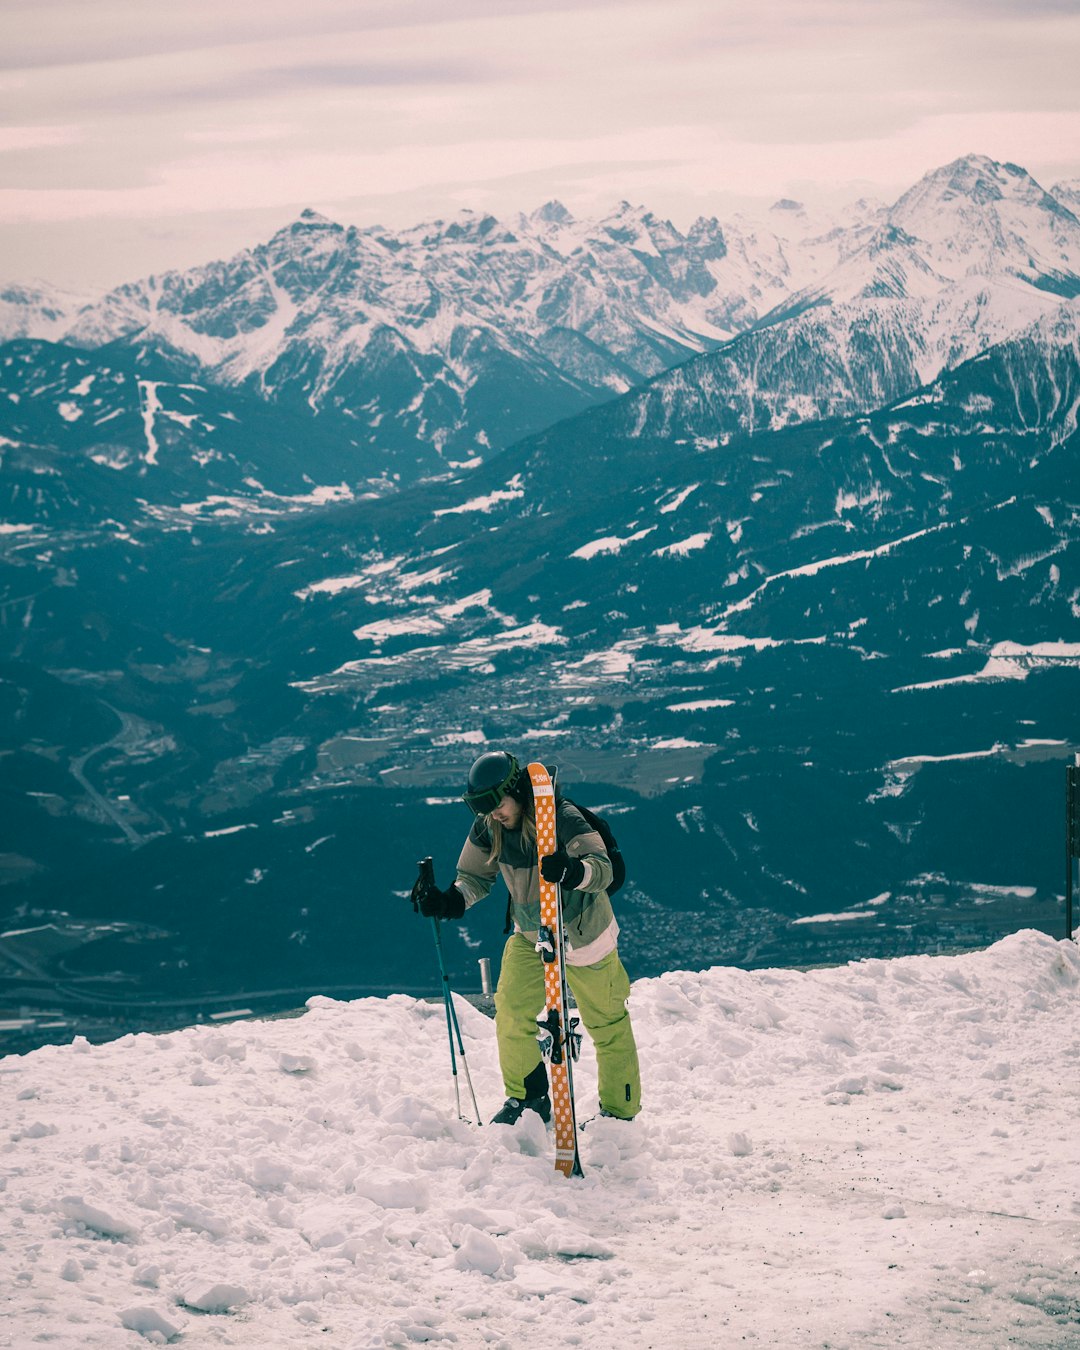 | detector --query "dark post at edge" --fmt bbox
[1067,764,1080,942]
